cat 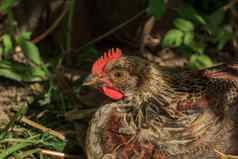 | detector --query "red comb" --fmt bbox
[92,48,122,75]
